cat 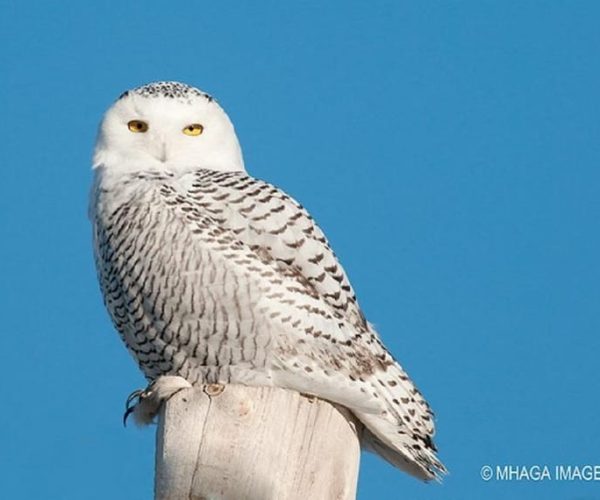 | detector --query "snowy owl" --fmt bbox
[90,81,445,480]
